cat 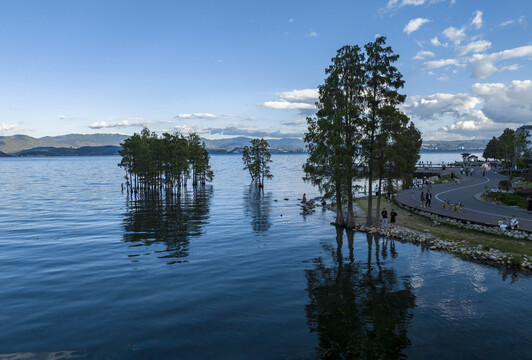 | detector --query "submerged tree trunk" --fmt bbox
[366,171,373,226]
[335,186,346,227]
[375,174,383,226]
